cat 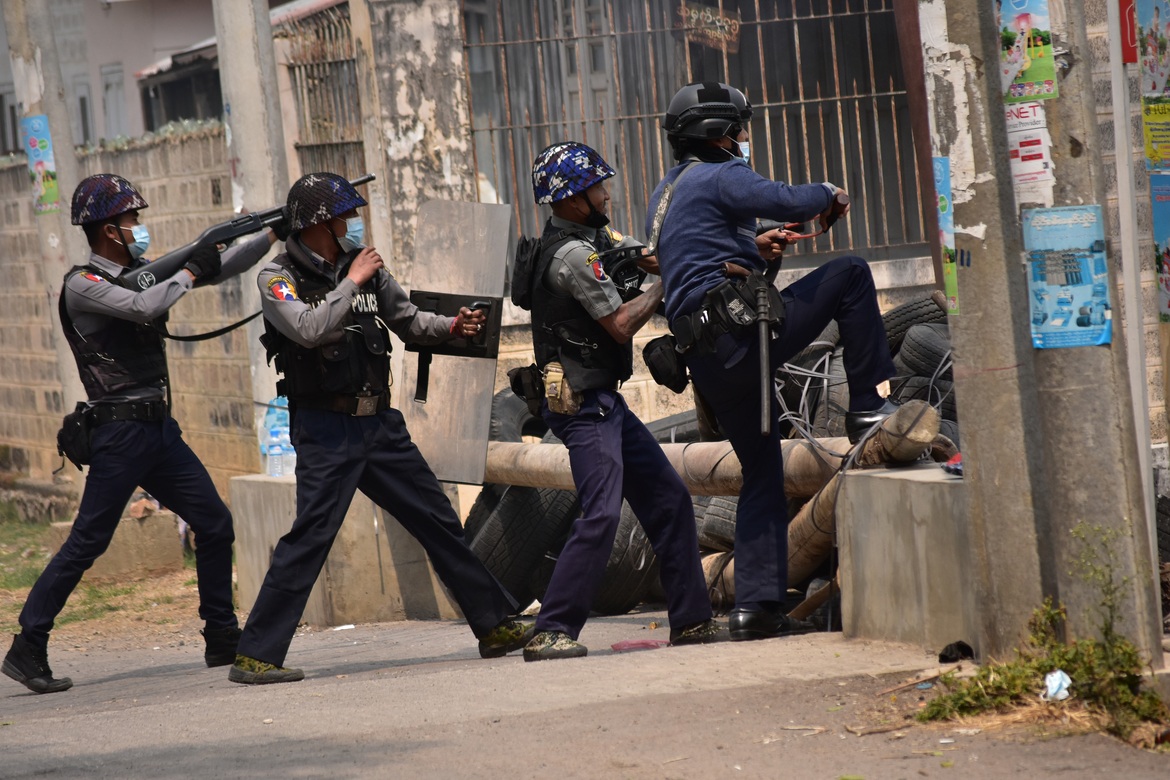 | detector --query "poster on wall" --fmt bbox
[1022,206,1112,348]
[1151,175,1170,320]
[997,0,1058,103]
[934,157,960,315]
[19,114,60,214]
[1138,0,1170,168]
[1004,100,1055,205]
